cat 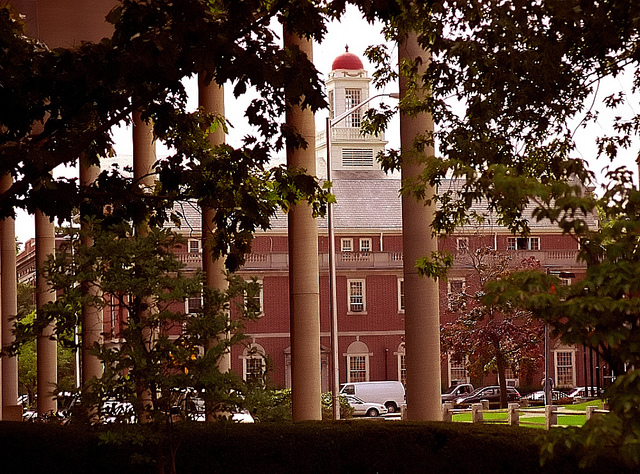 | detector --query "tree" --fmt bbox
[441,248,543,408]
[0,1,334,270]
[366,1,639,233]
[13,220,262,423]
[362,1,640,465]
[5,0,640,462]
[485,172,640,467]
